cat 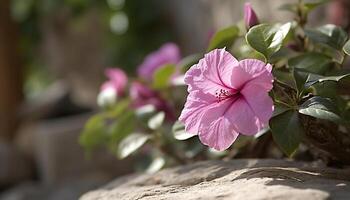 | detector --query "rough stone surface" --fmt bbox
[80,159,350,200]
